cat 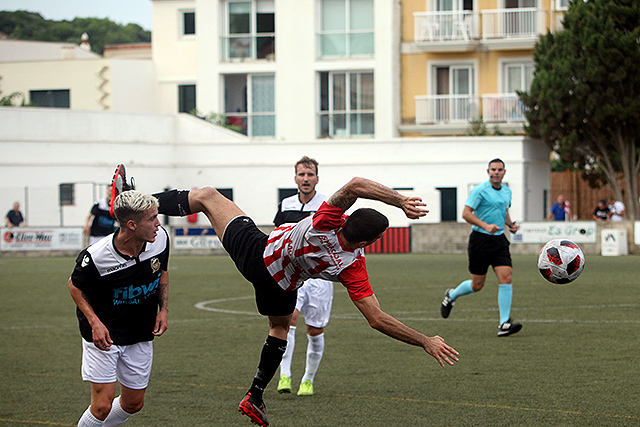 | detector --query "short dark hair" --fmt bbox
[295,156,319,175]
[488,158,505,168]
[342,208,389,244]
